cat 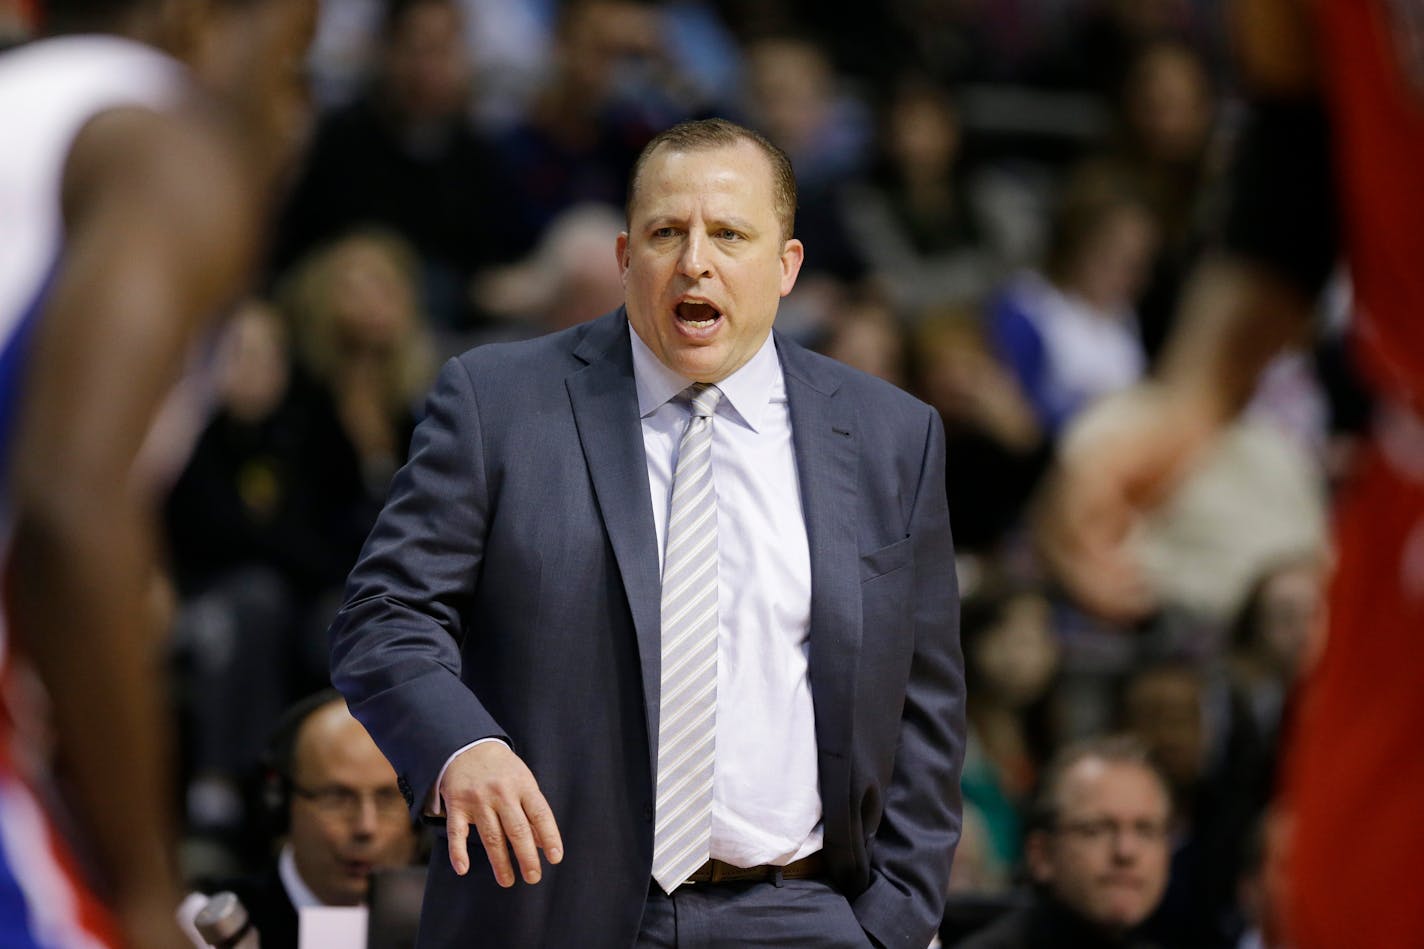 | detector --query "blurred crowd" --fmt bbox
[6,0,1361,945]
